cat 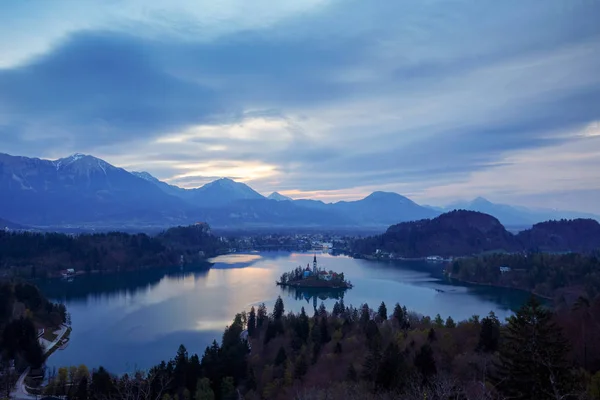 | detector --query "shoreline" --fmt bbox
[444,274,554,300]
[350,252,557,301]
[13,324,71,399]
[276,281,352,290]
